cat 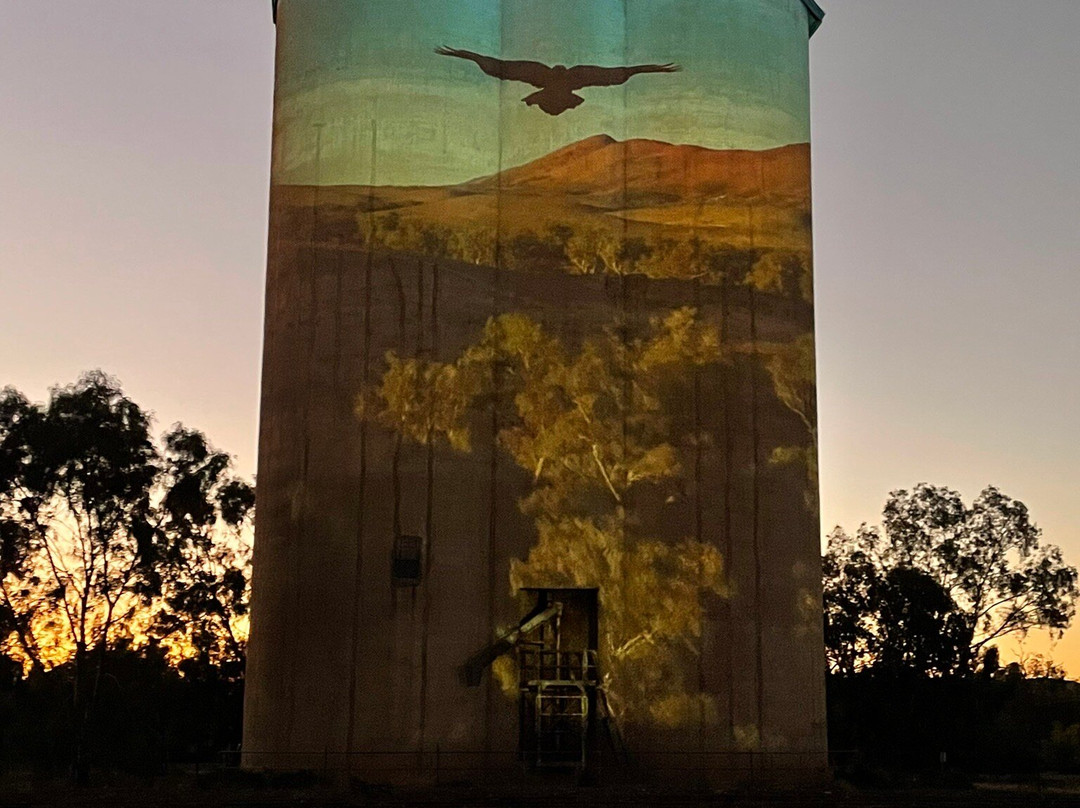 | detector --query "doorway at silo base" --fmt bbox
[242,582,828,789]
